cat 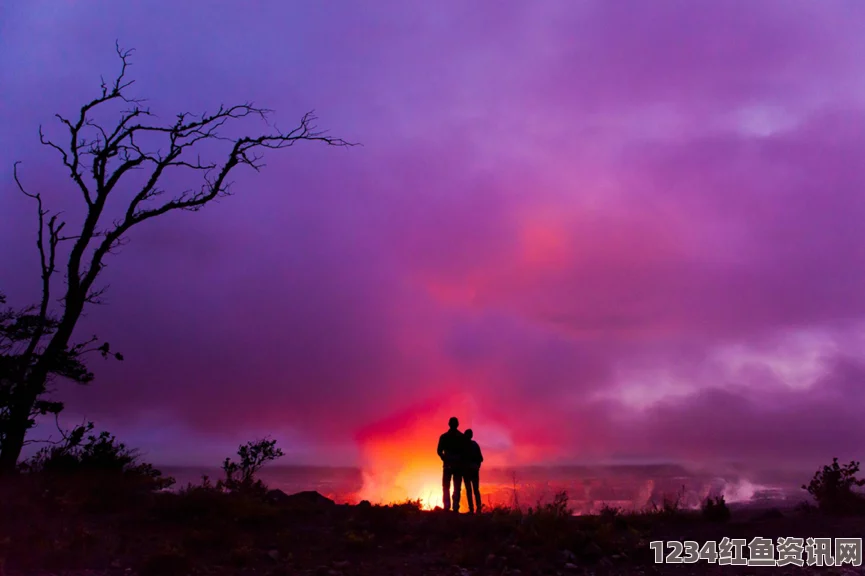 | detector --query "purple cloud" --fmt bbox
[2,1,864,474]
